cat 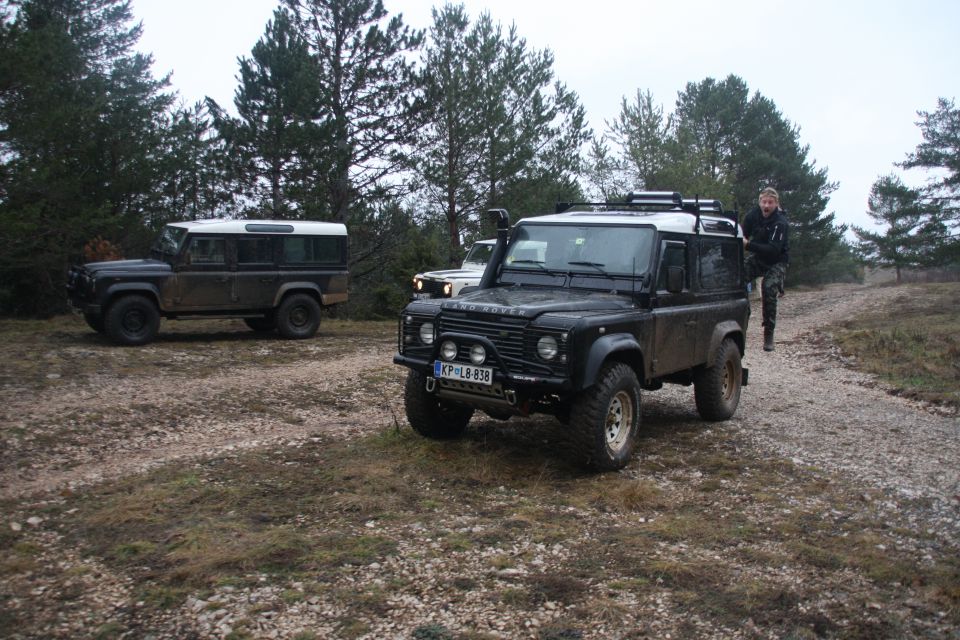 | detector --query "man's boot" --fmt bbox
[763,326,775,352]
